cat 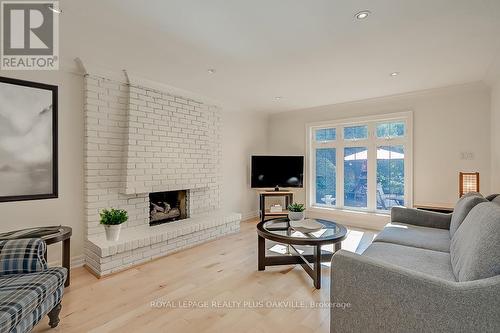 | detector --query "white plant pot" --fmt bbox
[104,224,122,241]
[288,211,305,221]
